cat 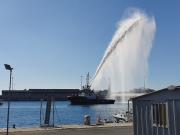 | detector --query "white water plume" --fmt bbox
[91,10,156,95]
